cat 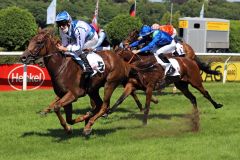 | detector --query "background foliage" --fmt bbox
[0,6,37,51]
[0,0,240,64]
[105,14,142,46]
